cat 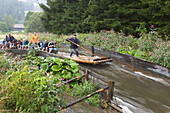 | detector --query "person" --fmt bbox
[42,40,48,51]
[0,39,3,48]
[17,38,23,49]
[9,34,14,48]
[48,40,57,53]
[32,32,39,45]
[66,34,79,57]
[37,40,43,50]
[28,40,33,49]
[24,38,29,49]
[12,38,17,49]
[2,39,6,49]
[5,35,10,49]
